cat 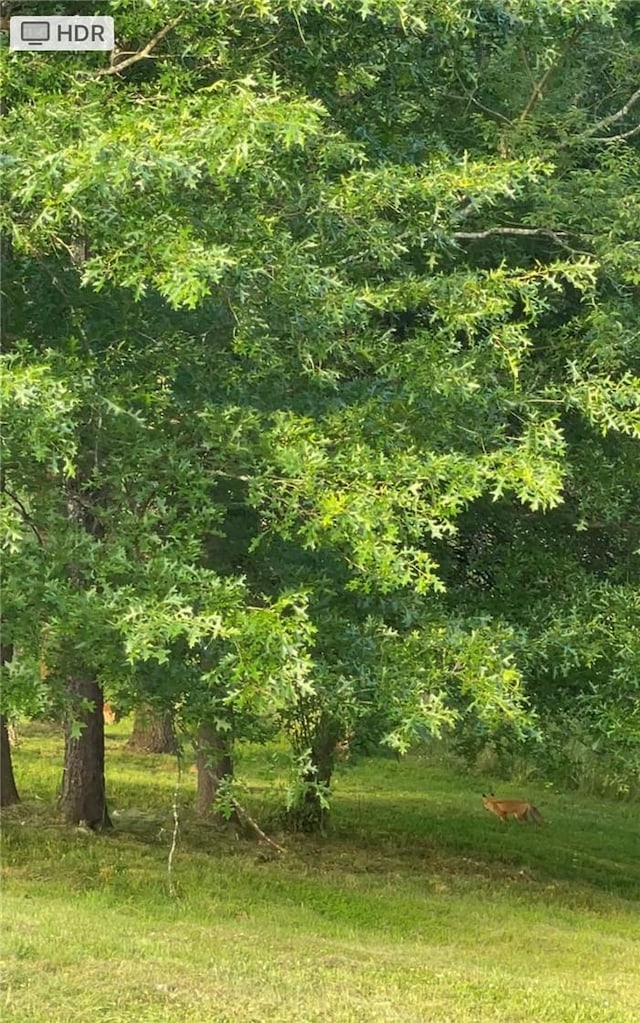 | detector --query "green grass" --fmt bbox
[1,723,639,1023]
